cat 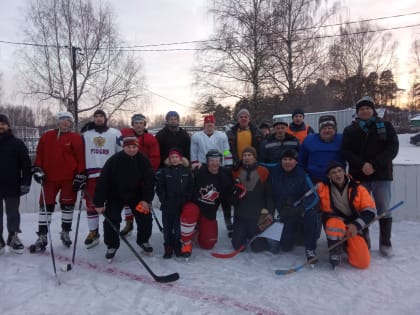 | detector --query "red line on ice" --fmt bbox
[48,252,284,315]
